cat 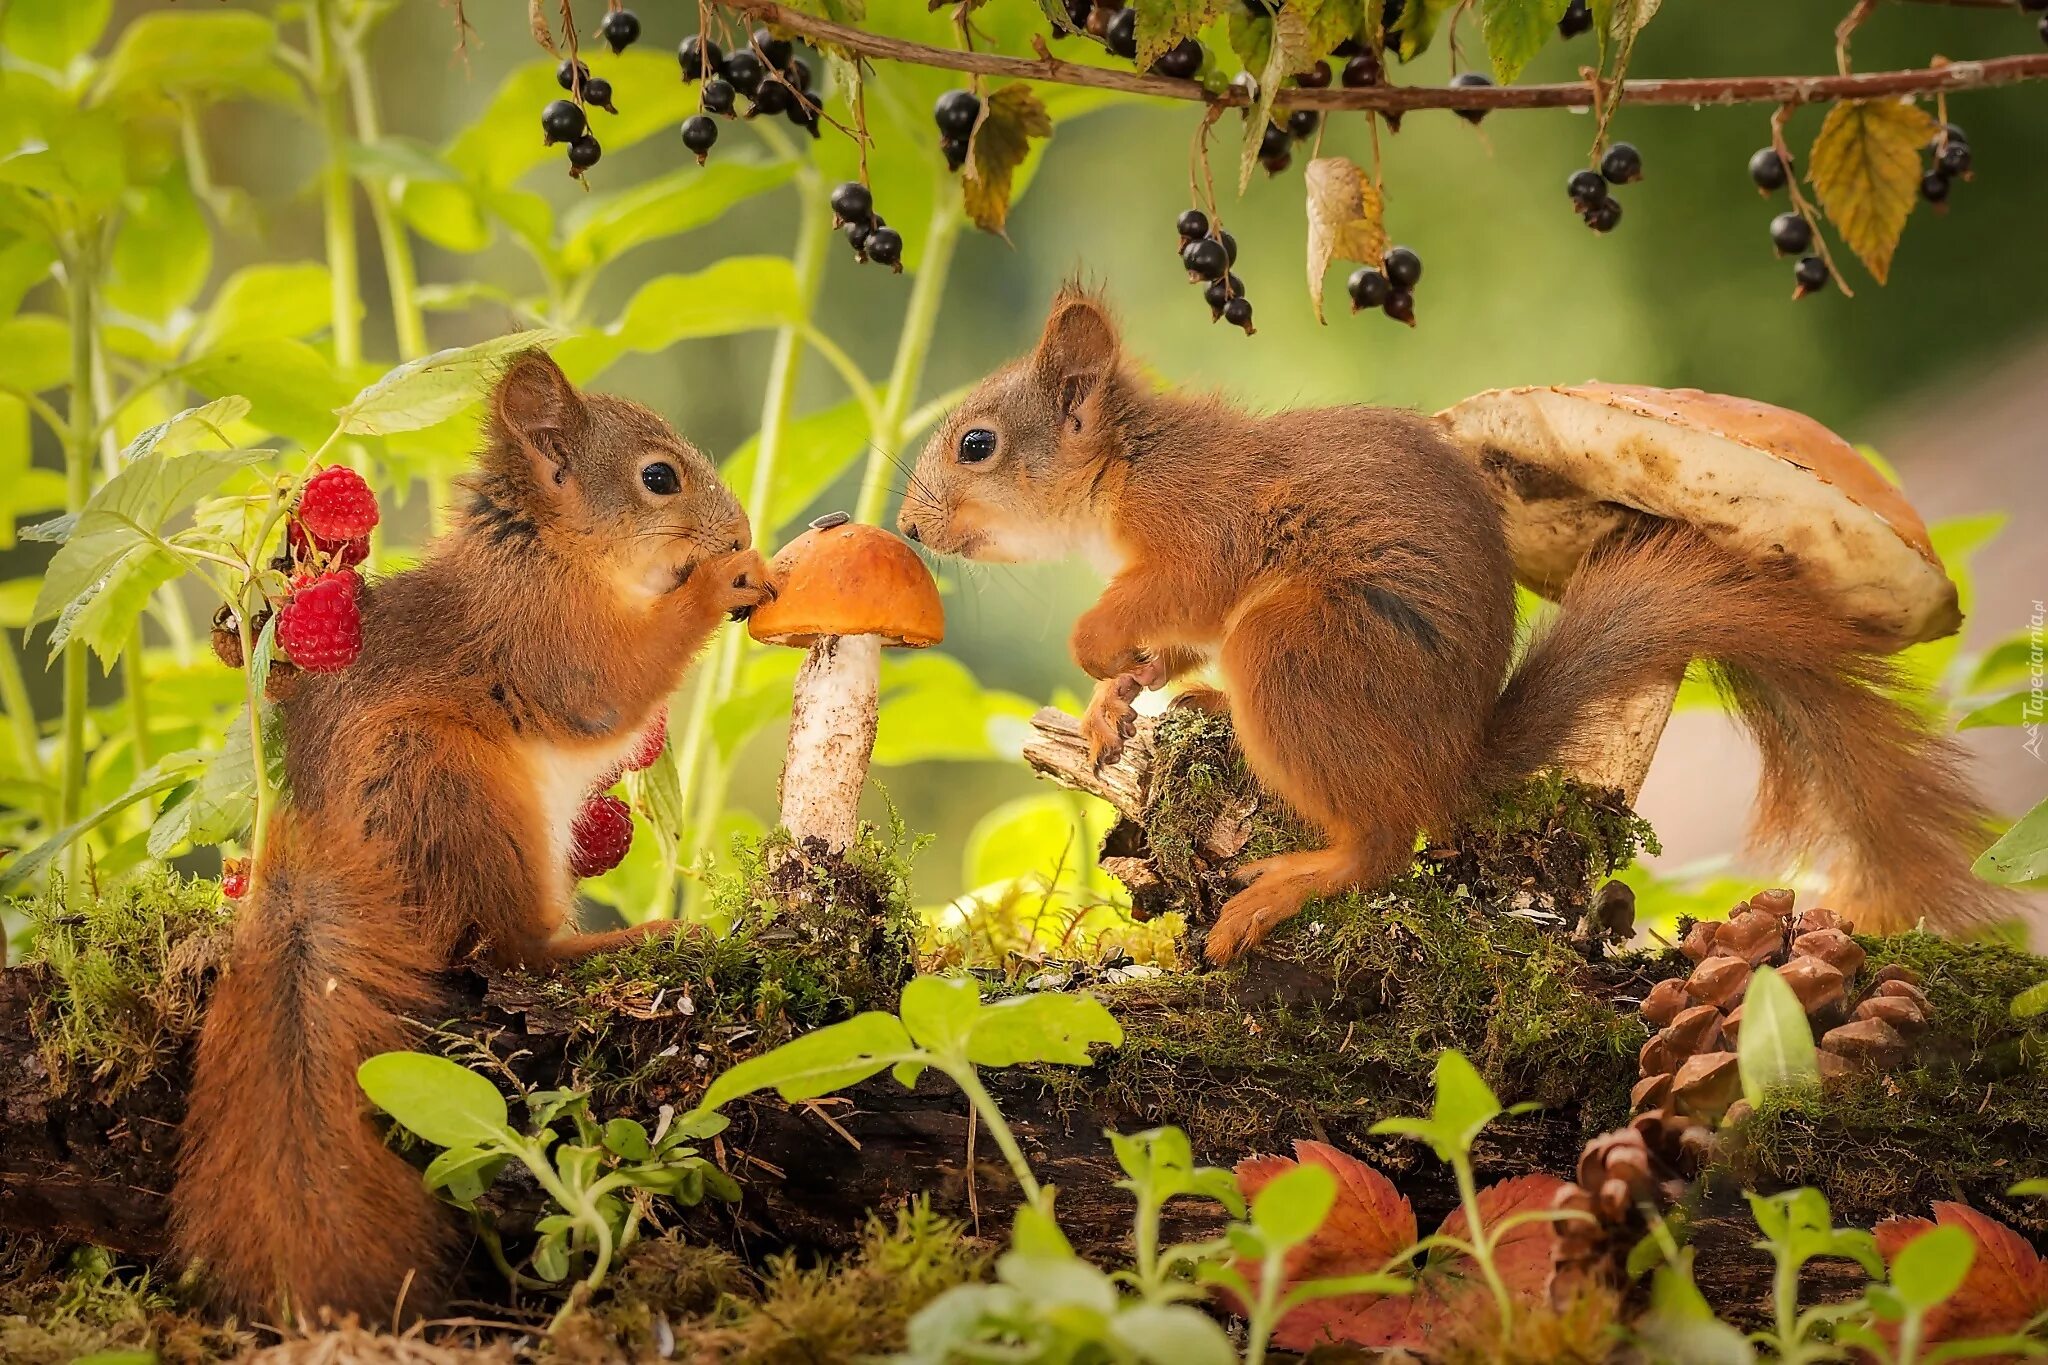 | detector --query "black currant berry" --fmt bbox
[1920,170,1950,204]
[753,27,794,68]
[567,133,602,175]
[701,78,736,116]
[1558,0,1591,37]
[1218,229,1238,265]
[831,181,874,225]
[1258,122,1290,160]
[752,80,792,116]
[1177,209,1210,241]
[1794,255,1829,297]
[2039,11,2048,42]
[1106,6,1138,59]
[1223,296,1254,333]
[865,226,904,269]
[1768,211,1812,255]
[542,99,586,145]
[1295,60,1332,88]
[599,8,641,53]
[1584,197,1622,232]
[1203,273,1242,316]
[1153,39,1204,79]
[1347,267,1388,310]
[787,96,821,137]
[1383,288,1416,325]
[1061,0,1091,30]
[941,136,971,171]
[557,57,590,92]
[1341,53,1380,88]
[935,90,981,139]
[1566,168,1607,206]
[679,35,724,80]
[1287,109,1319,140]
[1383,245,1421,288]
[724,50,766,96]
[681,115,718,161]
[1182,236,1228,280]
[1600,141,1642,184]
[1749,147,1787,192]
[1260,150,1292,176]
[789,59,813,92]
[1449,71,1492,124]
[583,76,616,114]
[1937,141,1971,178]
